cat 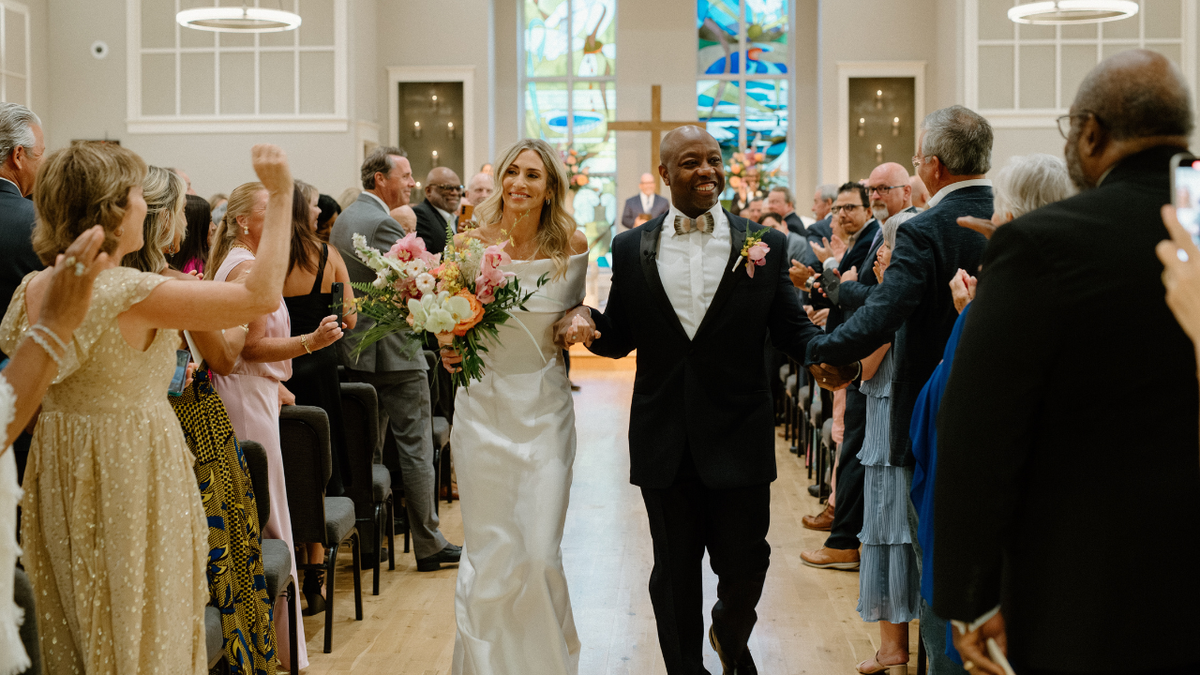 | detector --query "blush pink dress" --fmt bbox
[210,247,308,671]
